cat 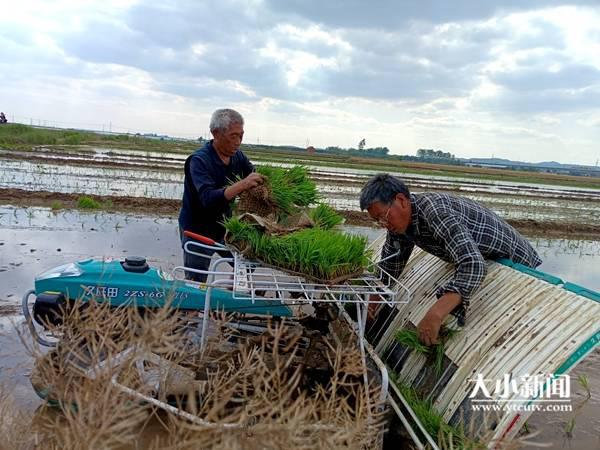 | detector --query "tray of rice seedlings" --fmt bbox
[237,165,319,220]
[224,216,371,284]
